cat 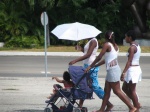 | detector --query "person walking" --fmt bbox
[121,30,142,112]
[69,37,113,111]
[85,30,137,112]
